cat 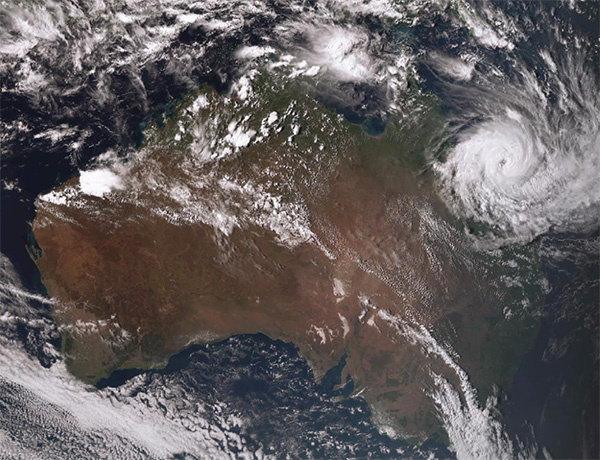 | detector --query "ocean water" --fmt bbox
[1,0,598,458]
